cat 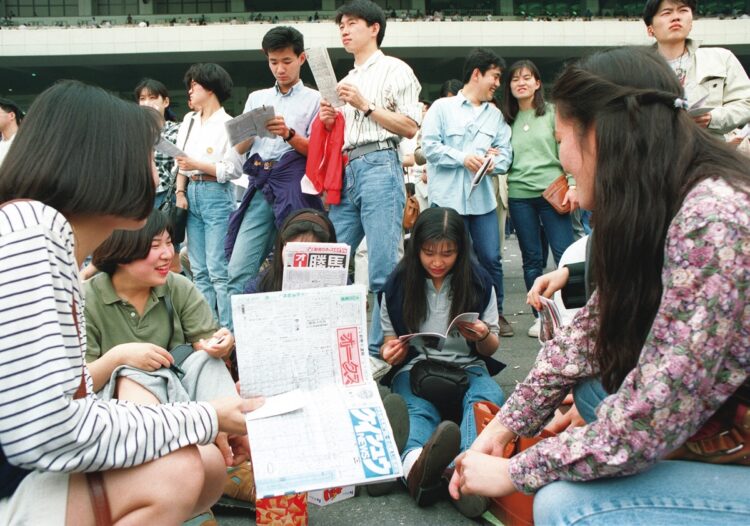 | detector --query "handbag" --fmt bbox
[159,183,188,245]
[473,401,556,526]
[542,174,571,215]
[410,358,469,421]
[403,194,420,230]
